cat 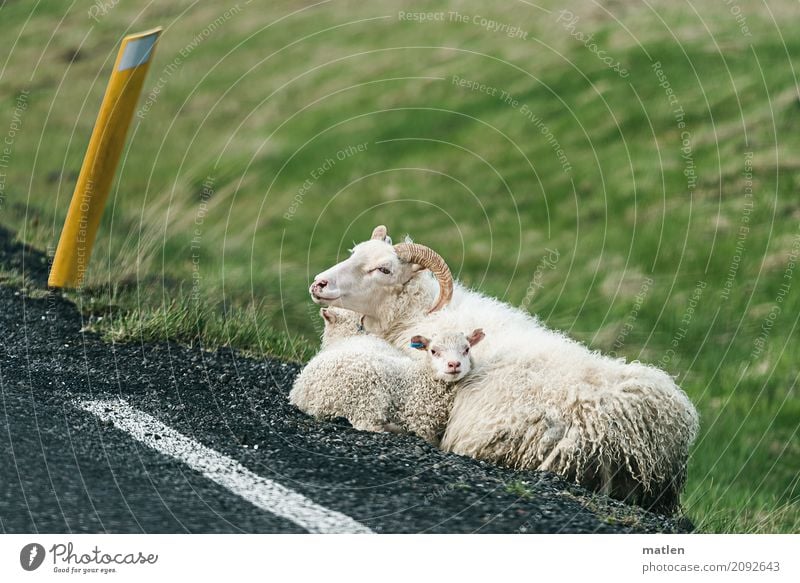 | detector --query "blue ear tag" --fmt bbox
[410,341,425,349]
